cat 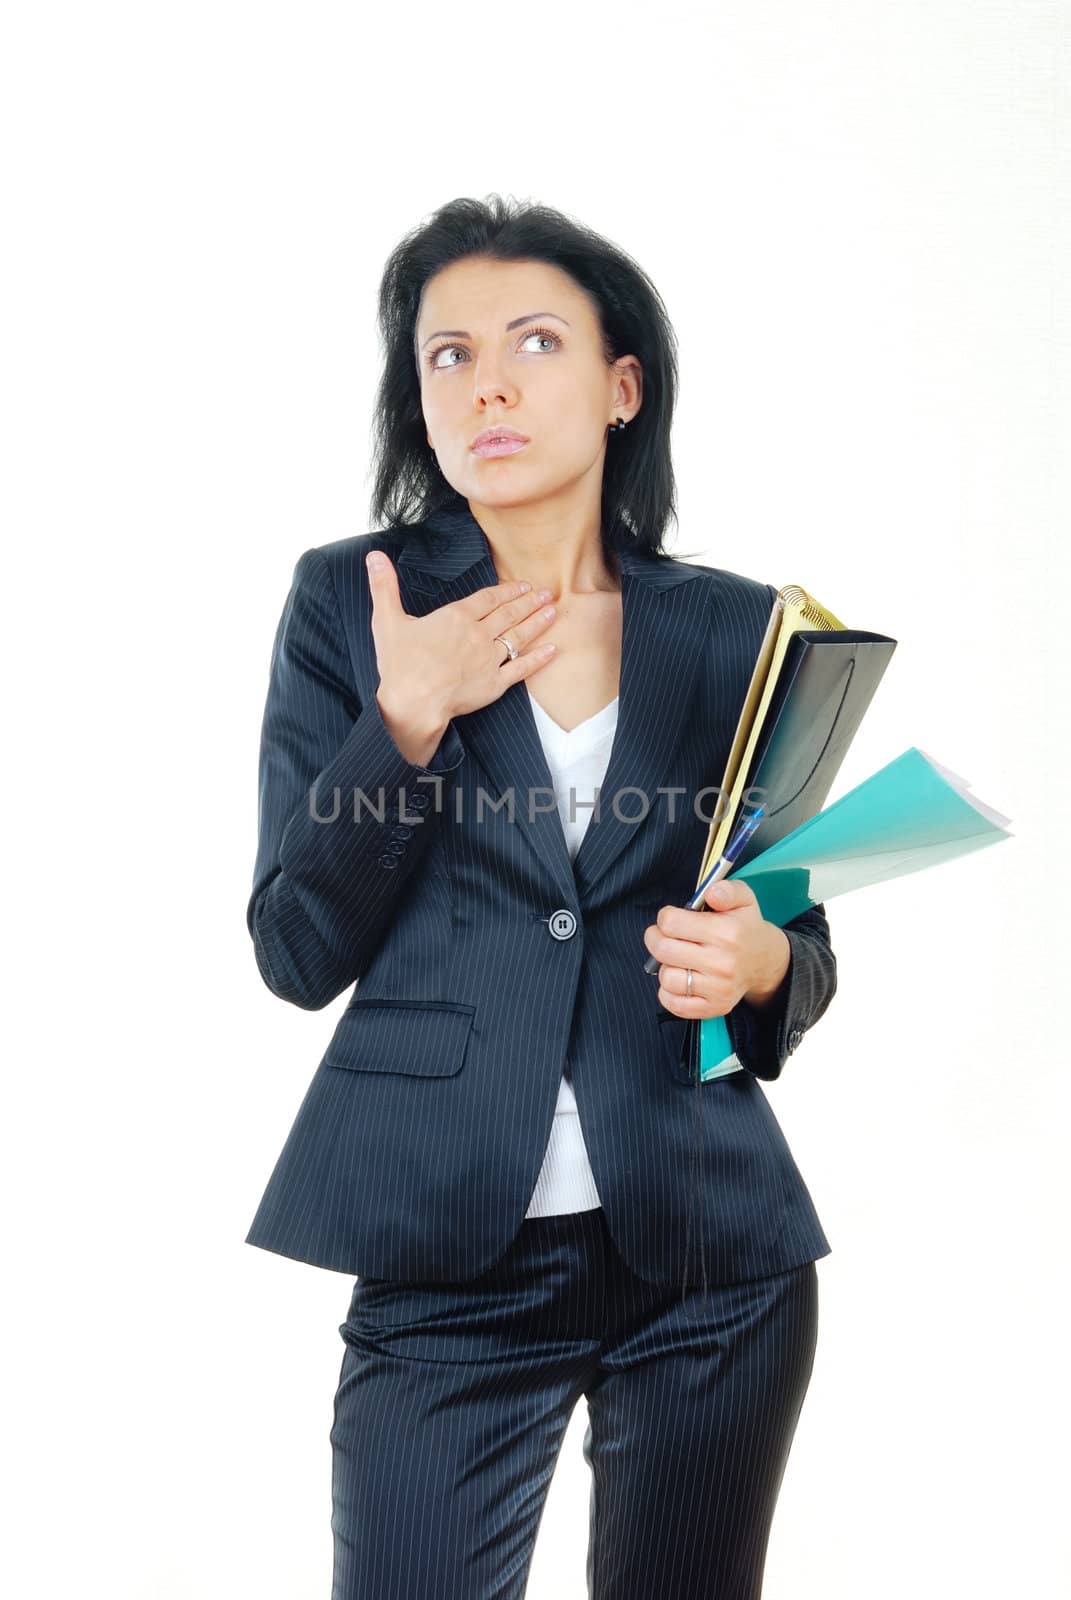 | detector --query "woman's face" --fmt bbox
[415,256,641,518]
